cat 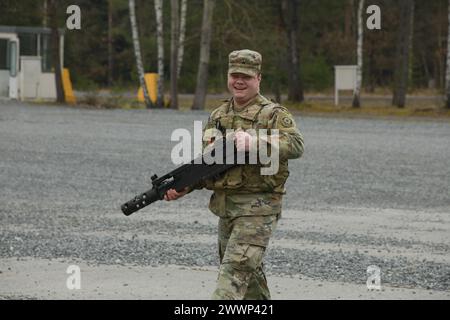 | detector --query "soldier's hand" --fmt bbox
[235,131,253,151]
[164,187,189,201]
